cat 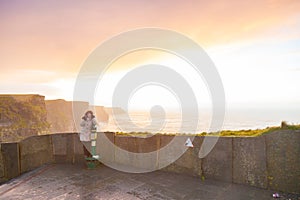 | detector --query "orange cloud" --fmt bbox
[0,0,299,75]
